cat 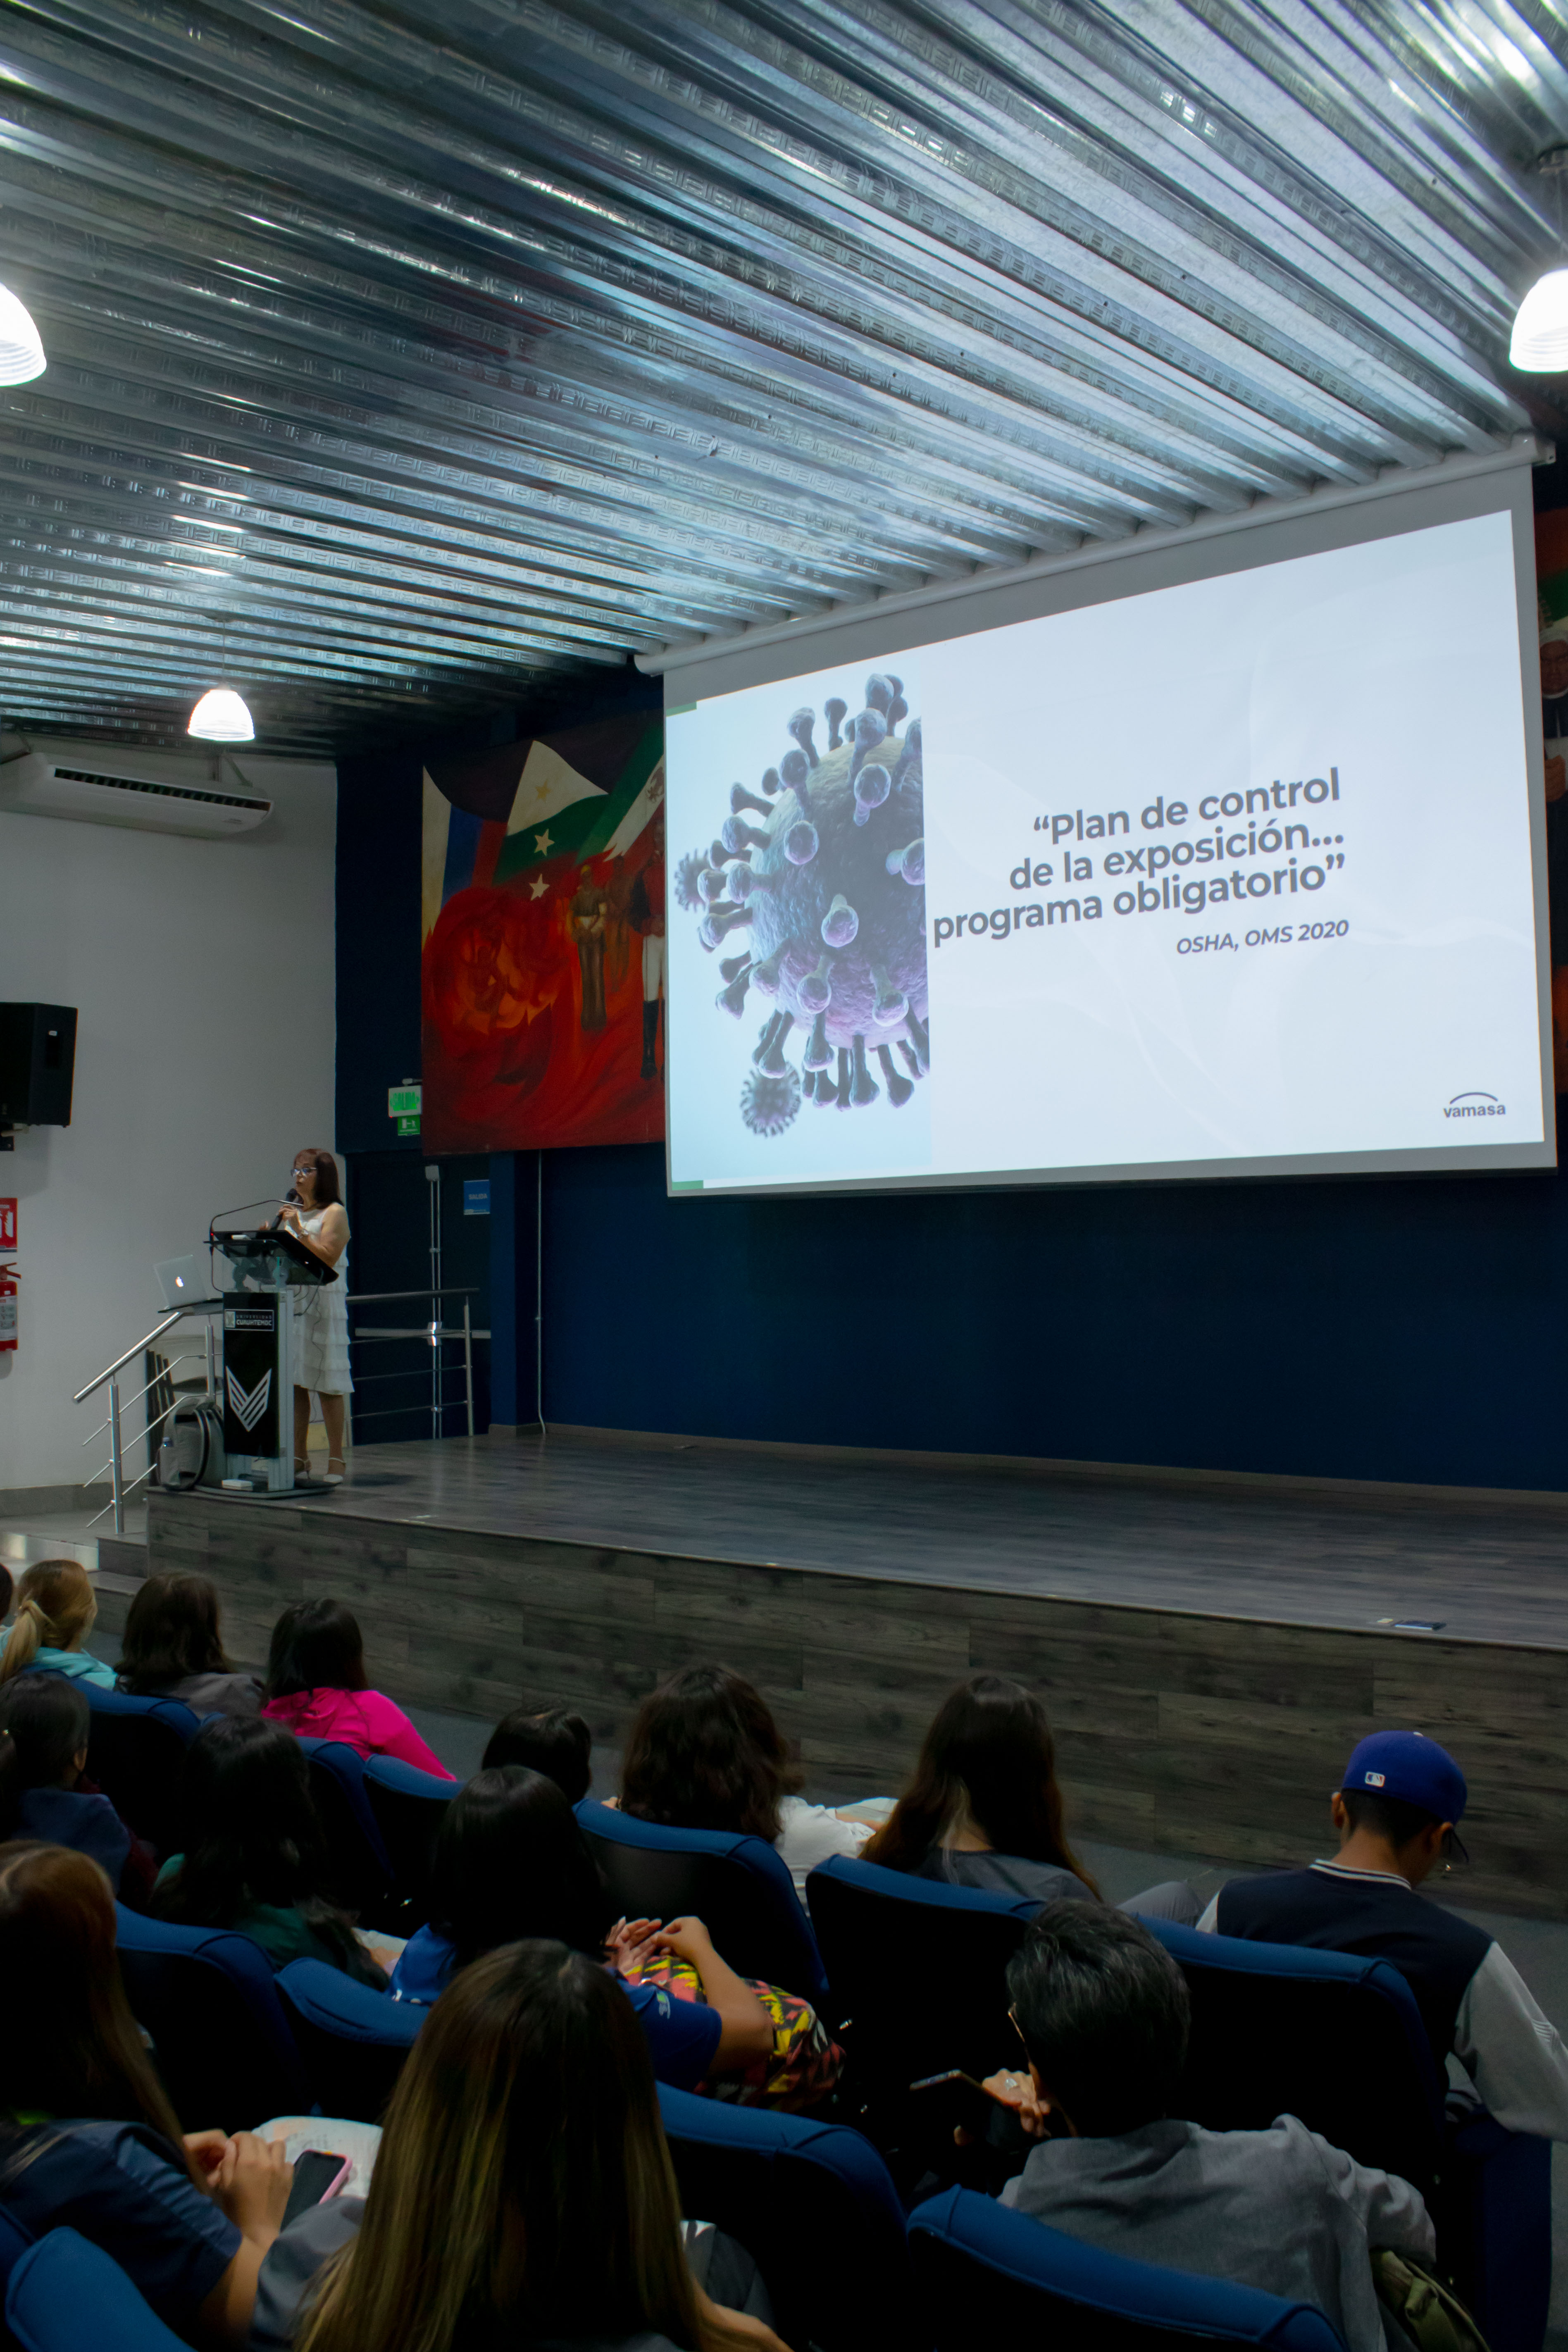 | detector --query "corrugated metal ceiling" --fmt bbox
[0,0,1563,755]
